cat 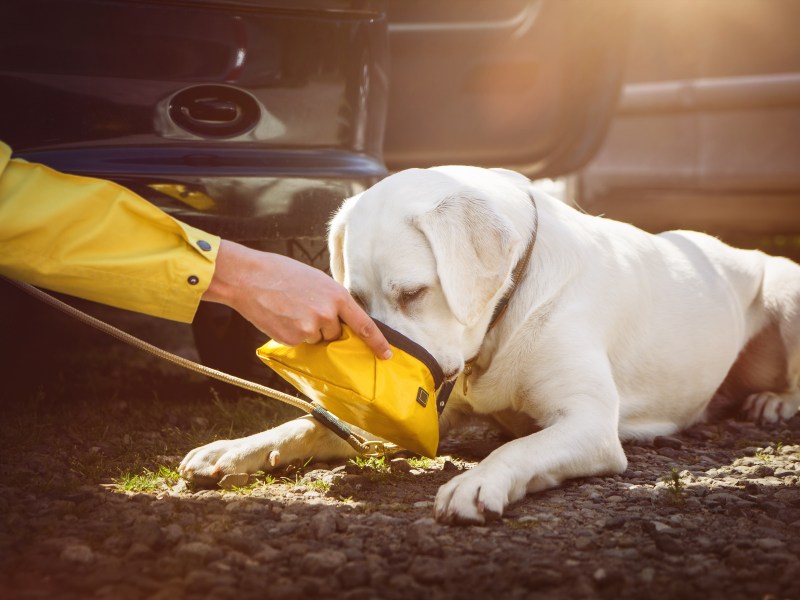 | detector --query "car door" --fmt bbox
[383,0,634,178]
[575,0,800,260]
